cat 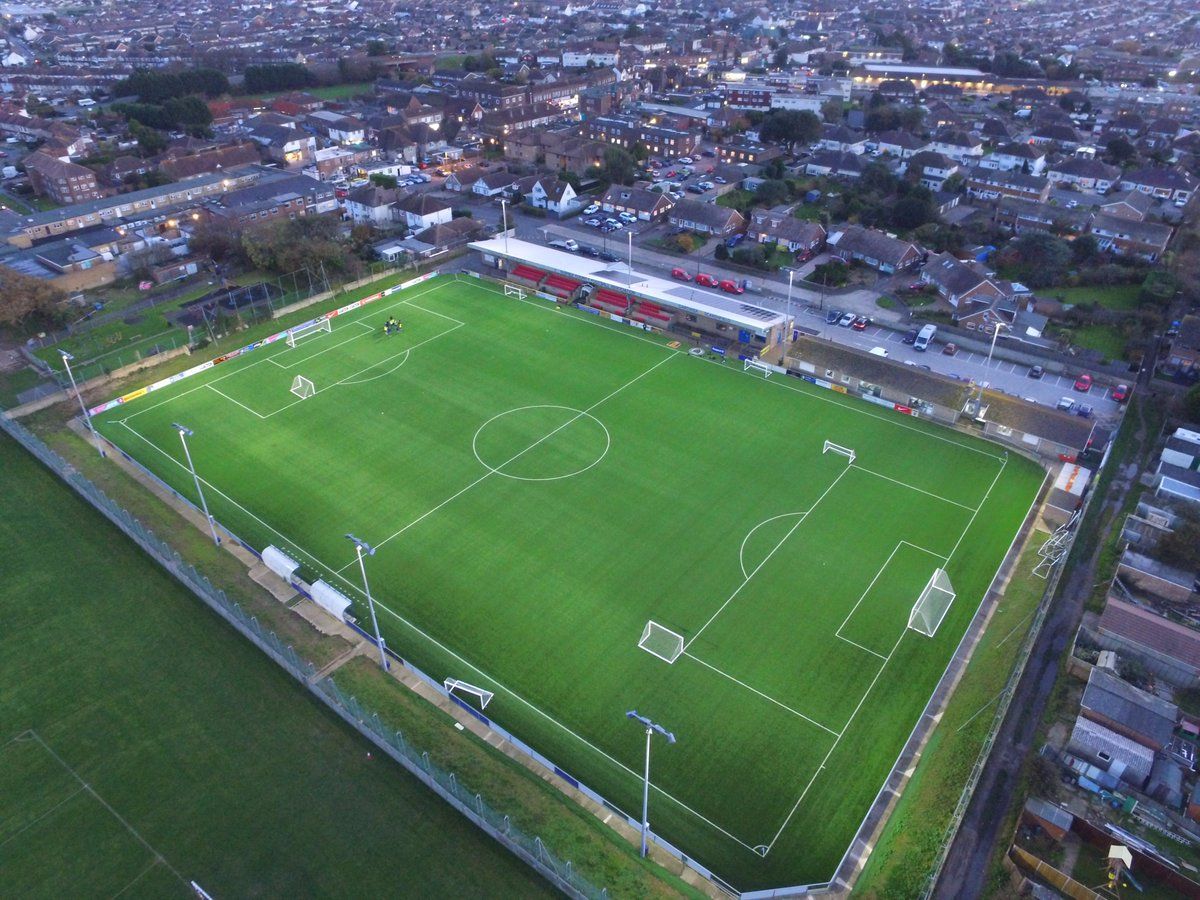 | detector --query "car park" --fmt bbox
[671,267,692,281]
[838,312,855,327]
[1073,374,1093,392]
[826,309,843,324]
[1113,383,1129,402]
[1028,365,1044,379]
[695,273,718,287]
